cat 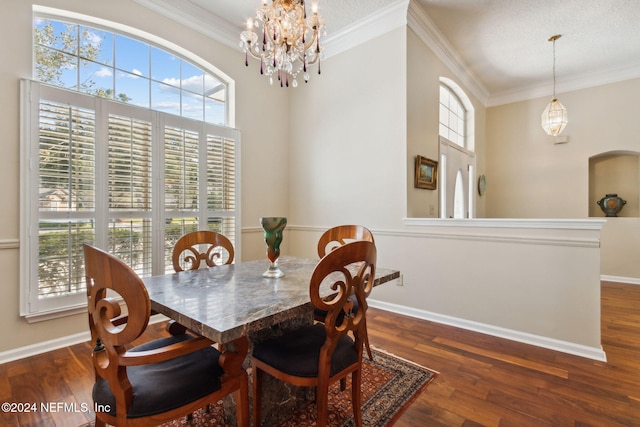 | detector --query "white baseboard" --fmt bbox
[368,299,607,362]
[601,275,640,285]
[0,330,91,364]
[0,314,169,364]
